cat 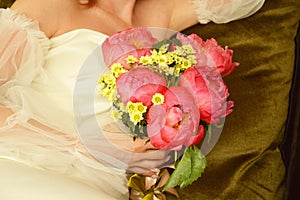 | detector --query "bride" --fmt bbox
[0,0,265,199]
